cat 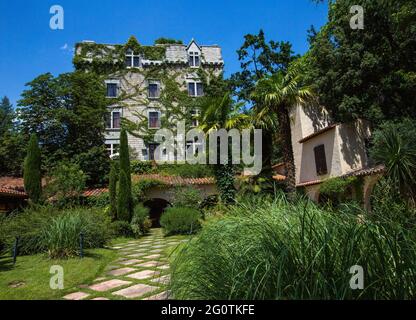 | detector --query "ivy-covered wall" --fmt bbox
[73,36,224,161]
